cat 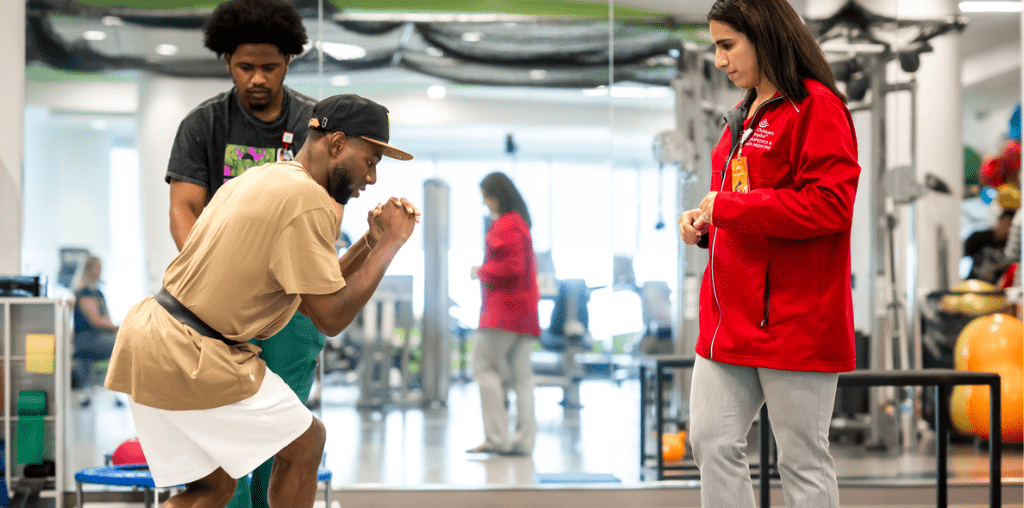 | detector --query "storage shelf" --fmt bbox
[1,298,70,506]
[0,298,67,305]
[8,416,58,422]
